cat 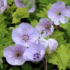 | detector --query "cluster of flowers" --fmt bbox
[3,21,58,65]
[2,0,70,66]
